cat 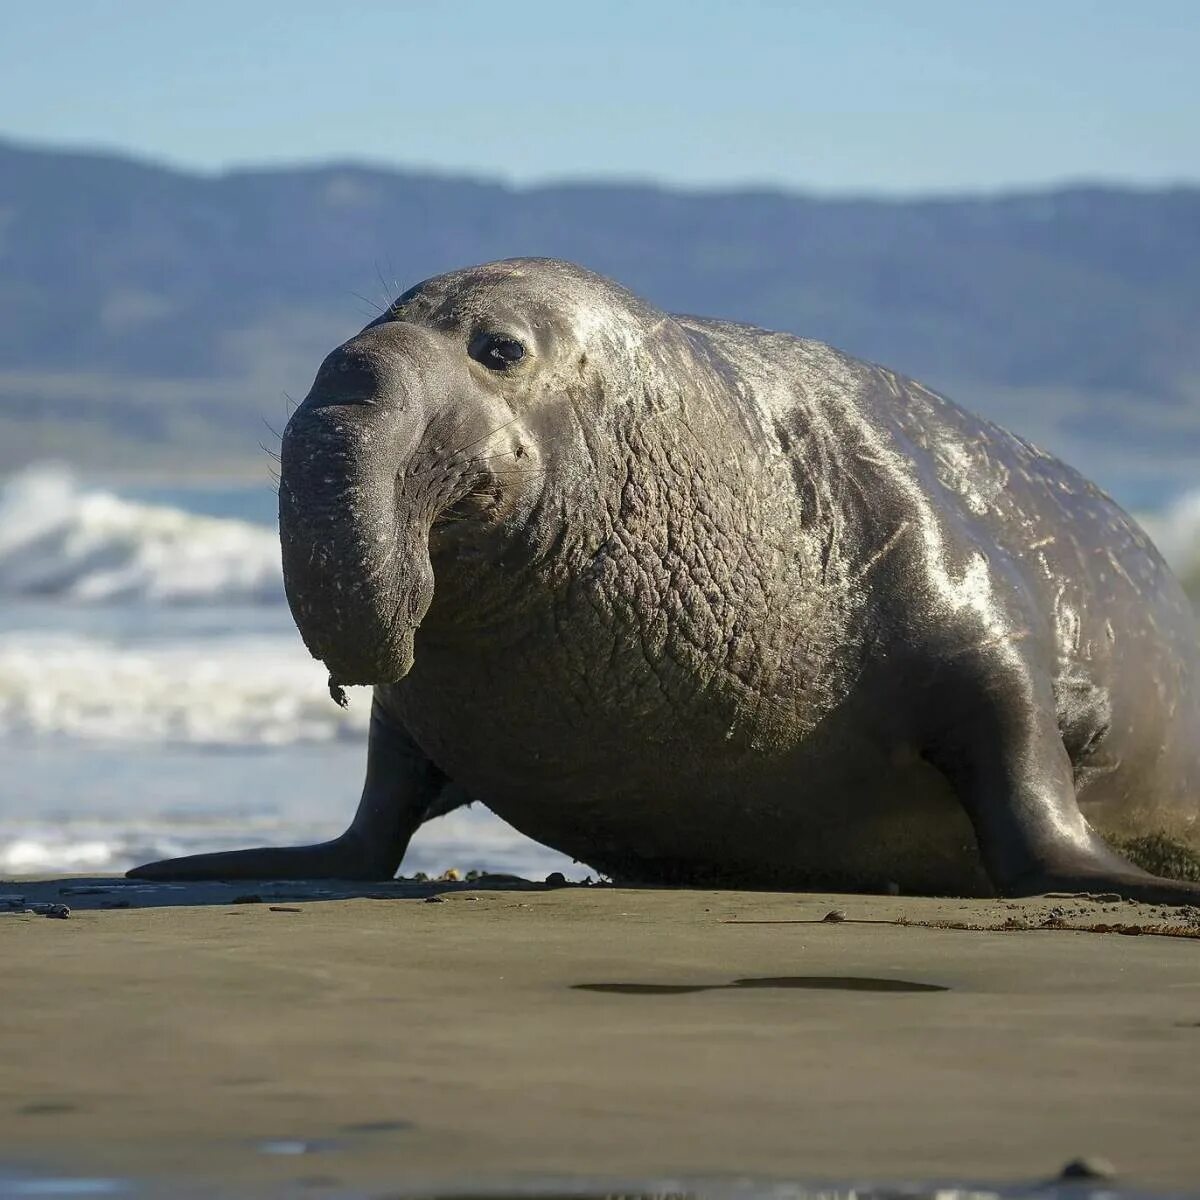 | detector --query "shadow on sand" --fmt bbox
[0,873,559,913]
